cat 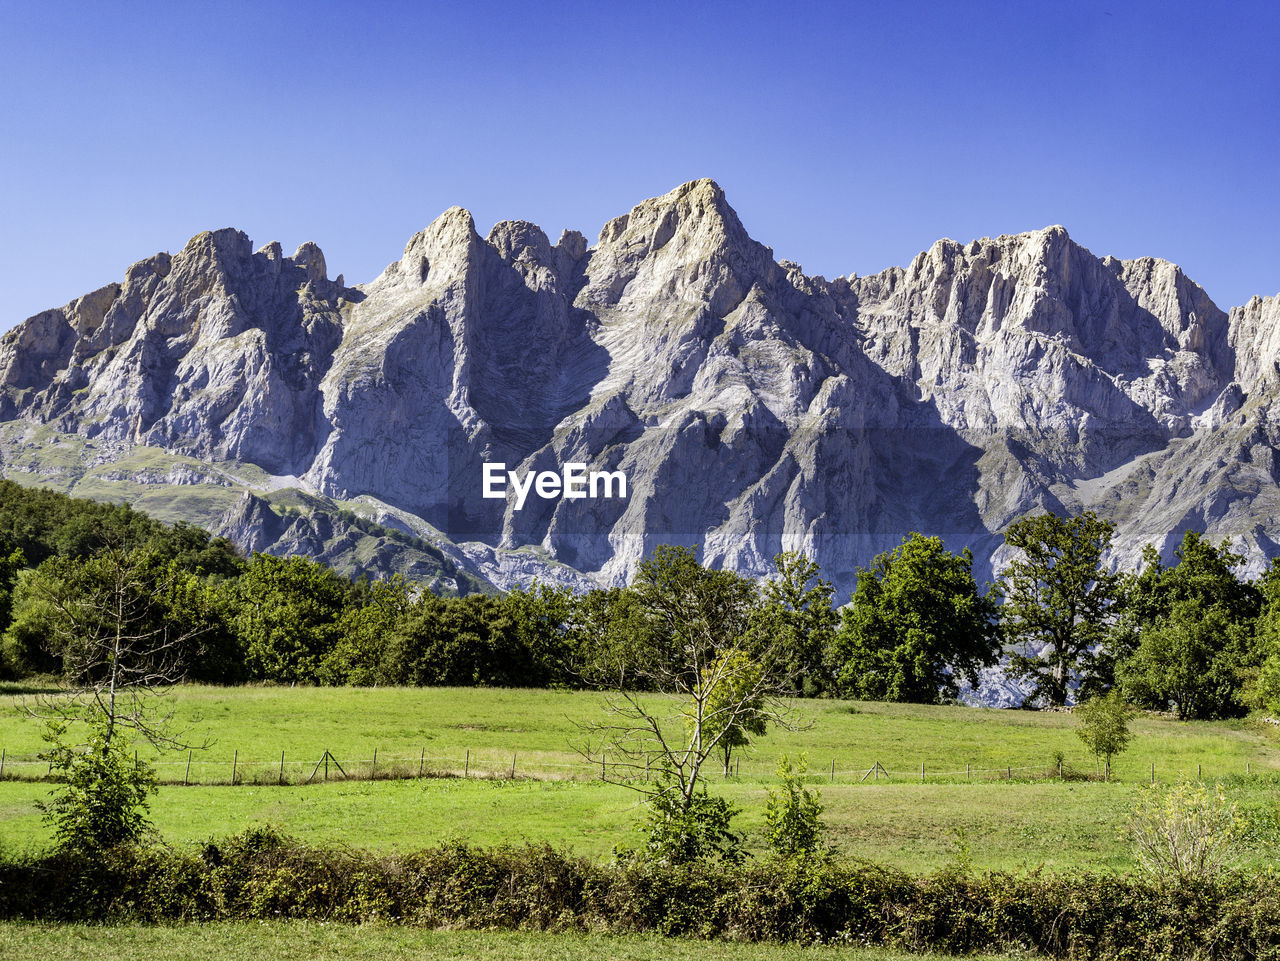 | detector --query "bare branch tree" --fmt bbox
[575,546,808,809]
[23,543,210,754]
